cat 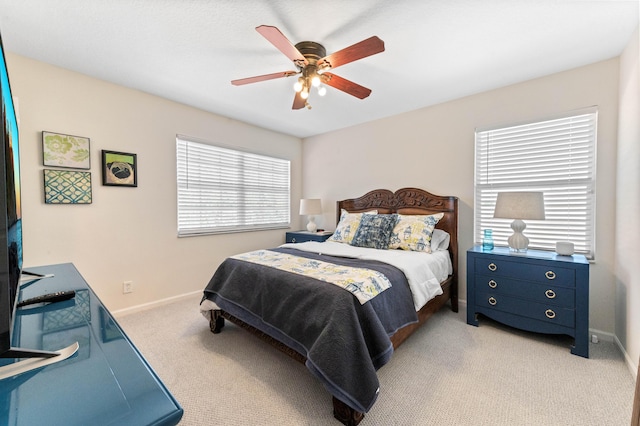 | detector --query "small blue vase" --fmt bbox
[482,229,494,251]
